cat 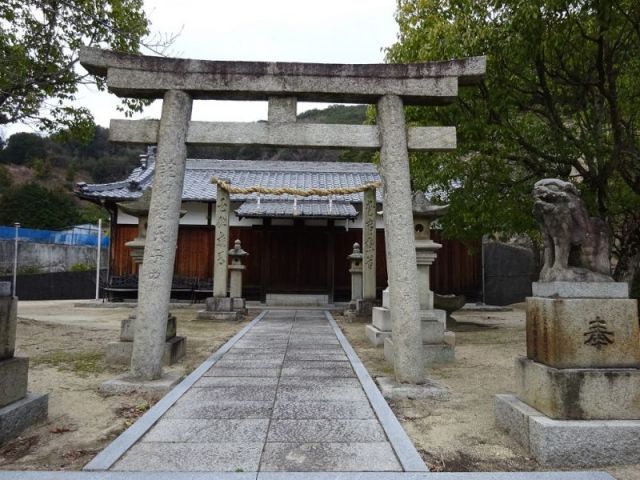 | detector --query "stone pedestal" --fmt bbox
[496,282,640,467]
[106,313,185,366]
[0,289,48,444]
[197,296,244,321]
[366,288,391,346]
